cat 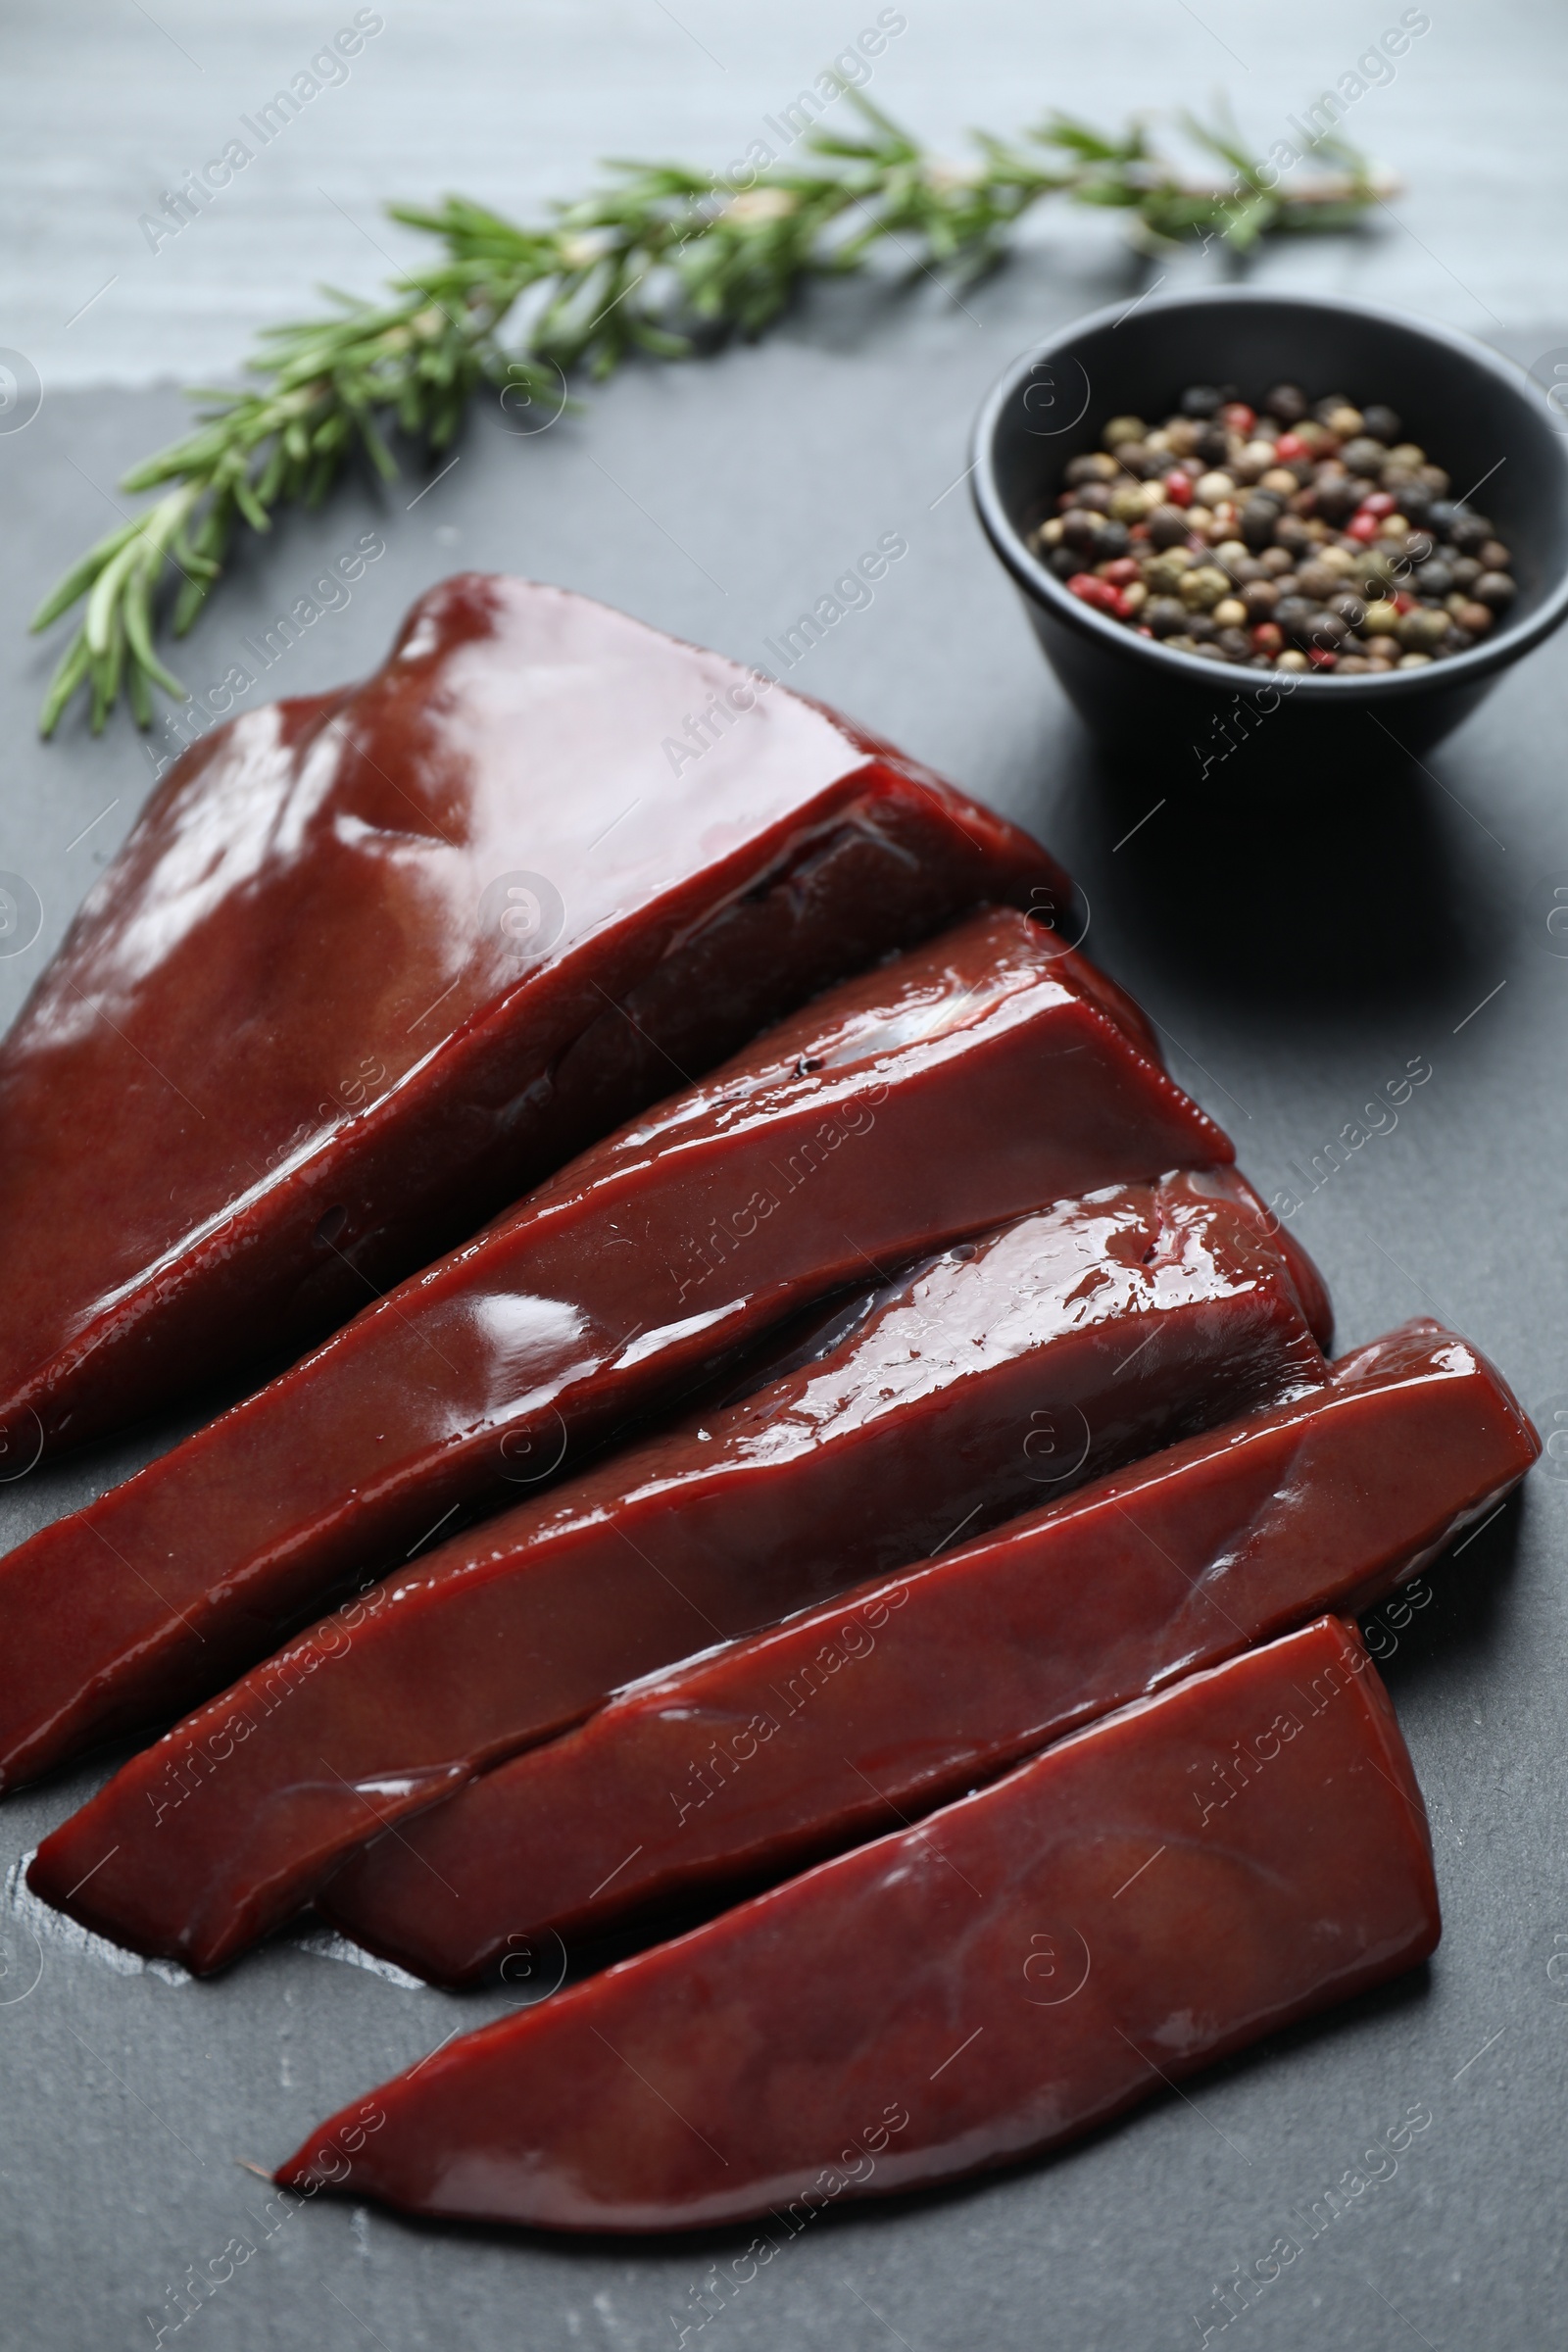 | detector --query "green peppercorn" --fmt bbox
[1145,551,1193,595]
[1396,606,1448,651]
[1179,565,1231,612]
[1066,453,1118,485]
